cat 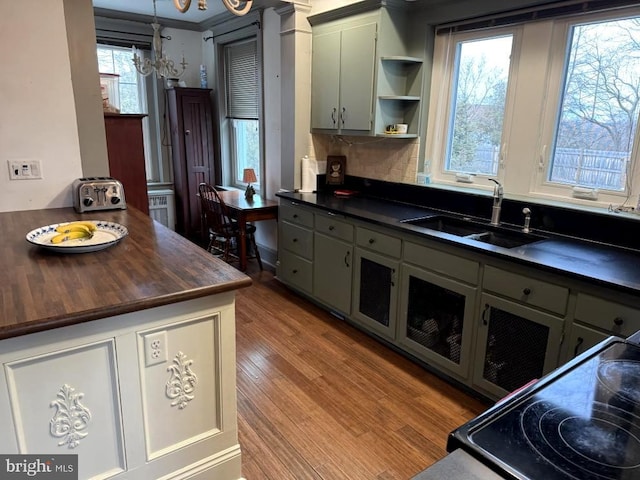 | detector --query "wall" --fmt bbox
[162,27,205,89]
[311,135,420,184]
[0,0,104,212]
